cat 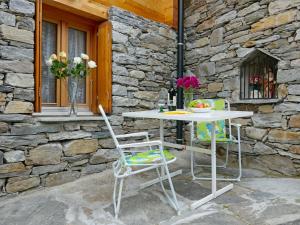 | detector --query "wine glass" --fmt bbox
[157,99,166,113]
